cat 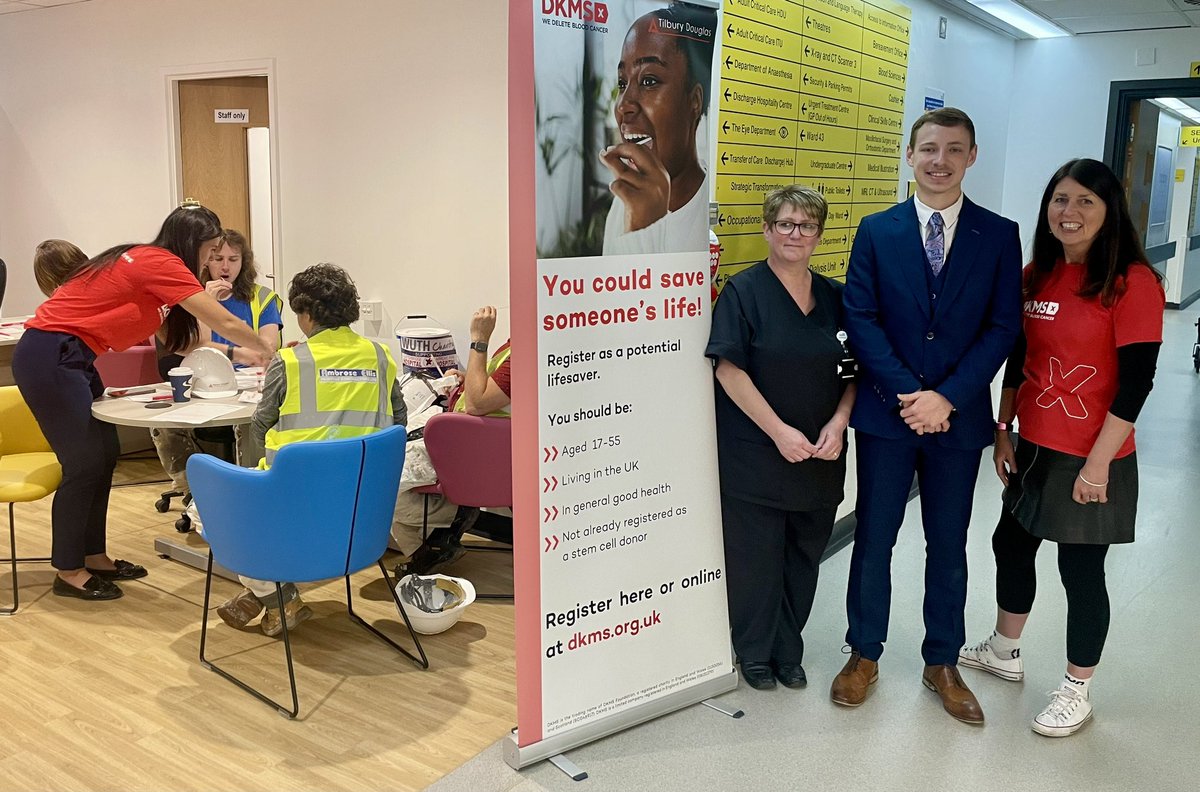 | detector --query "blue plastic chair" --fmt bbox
[187,425,427,717]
